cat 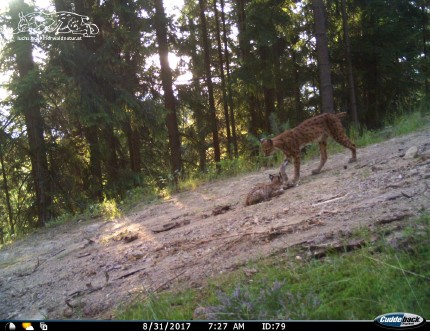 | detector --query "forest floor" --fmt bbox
[1,127,430,320]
